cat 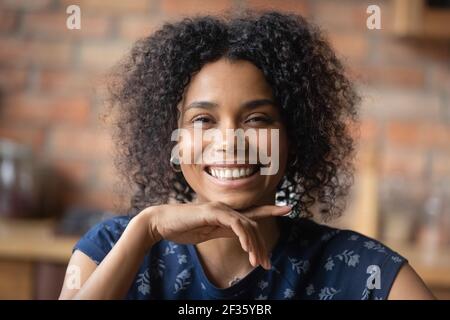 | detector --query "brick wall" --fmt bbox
[0,0,449,221]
